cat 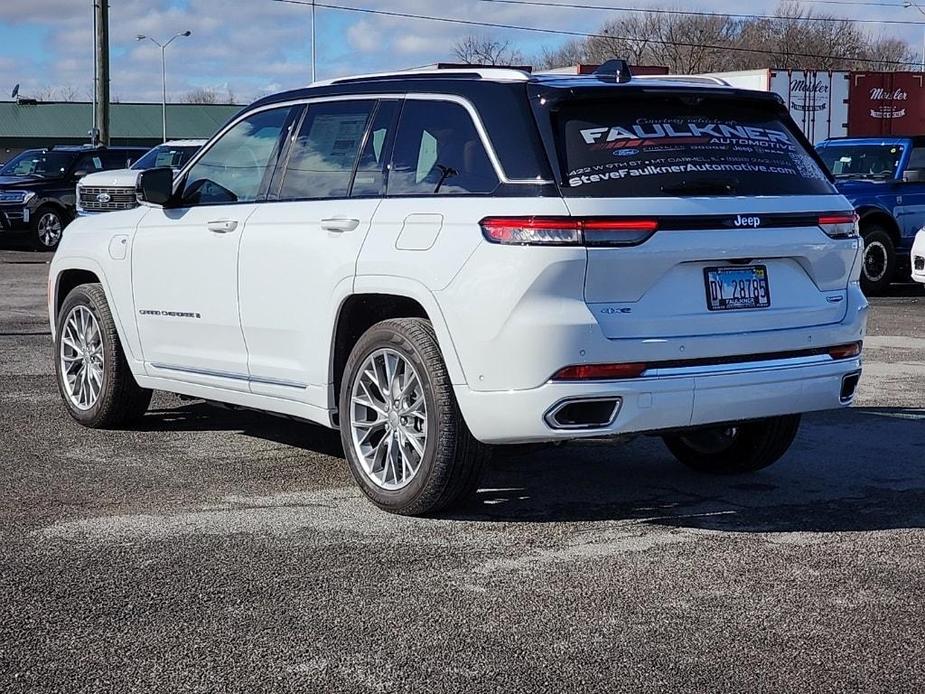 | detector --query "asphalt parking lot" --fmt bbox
[1,243,924,693]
